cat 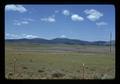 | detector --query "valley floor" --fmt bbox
[5,43,115,79]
